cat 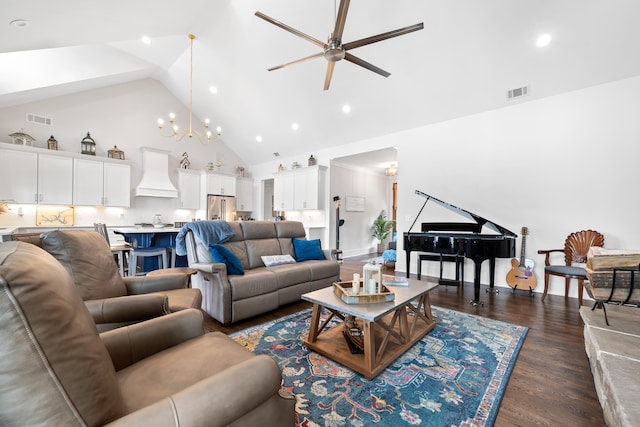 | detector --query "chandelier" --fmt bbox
[385,163,398,177]
[157,34,221,144]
